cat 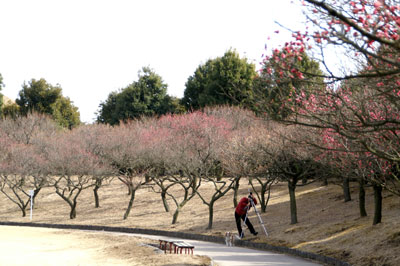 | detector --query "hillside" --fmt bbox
[0,179,399,265]
[2,95,15,105]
